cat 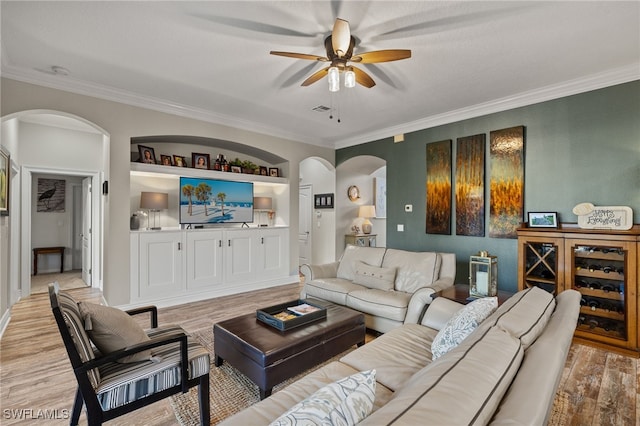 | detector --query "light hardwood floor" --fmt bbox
[1,277,638,425]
